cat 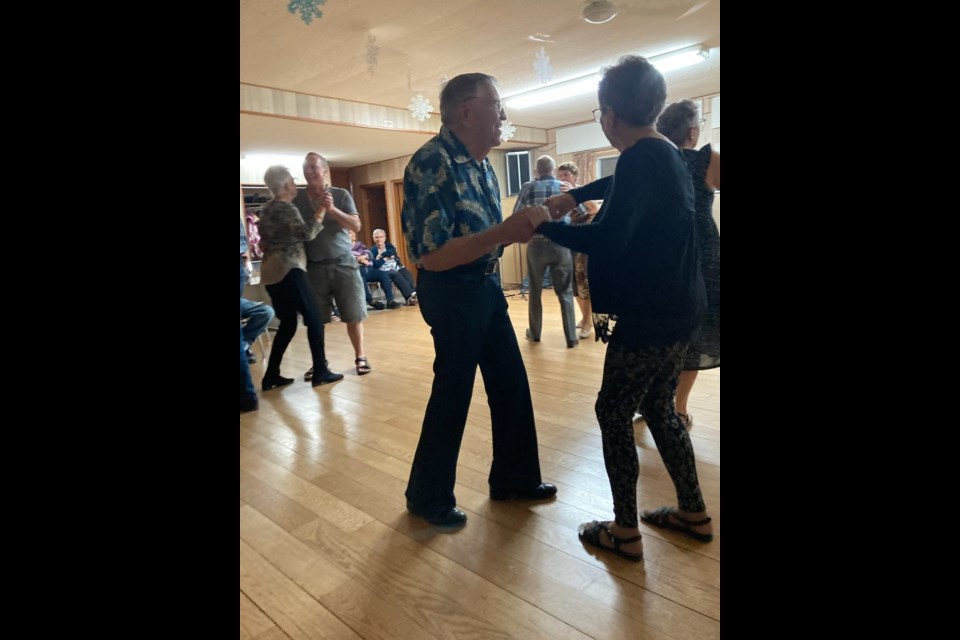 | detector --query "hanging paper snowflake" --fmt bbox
[408,93,433,122]
[288,0,326,25]
[500,120,516,142]
[534,47,552,84]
